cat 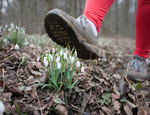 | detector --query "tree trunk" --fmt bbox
[0,0,3,25]
[115,0,119,36]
